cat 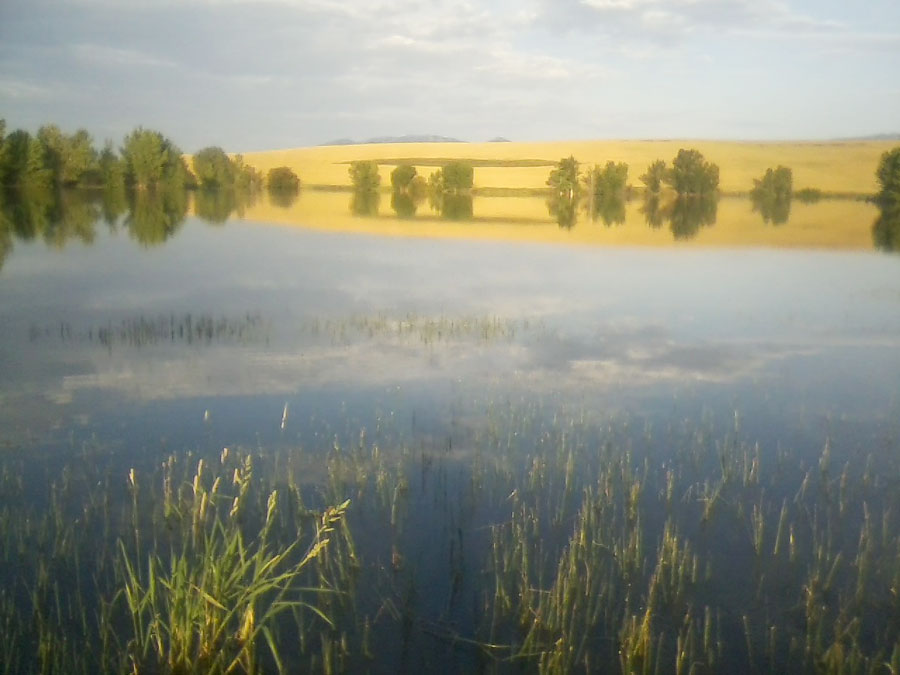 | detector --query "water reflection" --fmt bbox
[750,190,791,225]
[640,194,665,229]
[351,188,380,217]
[390,191,418,218]
[126,187,188,246]
[547,193,578,229]
[668,193,718,240]
[269,187,299,208]
[589,192,627,227]
[193,188,259,224]
[872,202,900,252]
